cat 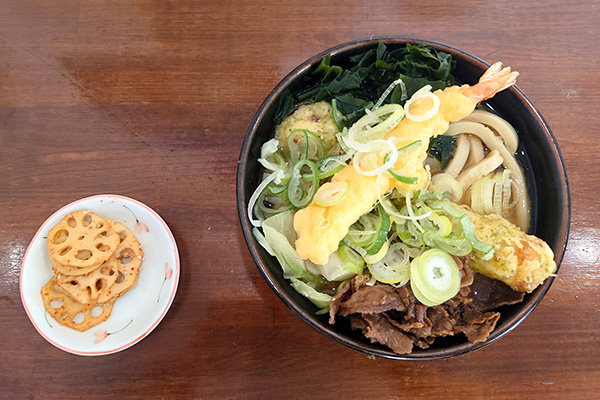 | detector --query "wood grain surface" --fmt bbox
[1,1,599,399]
